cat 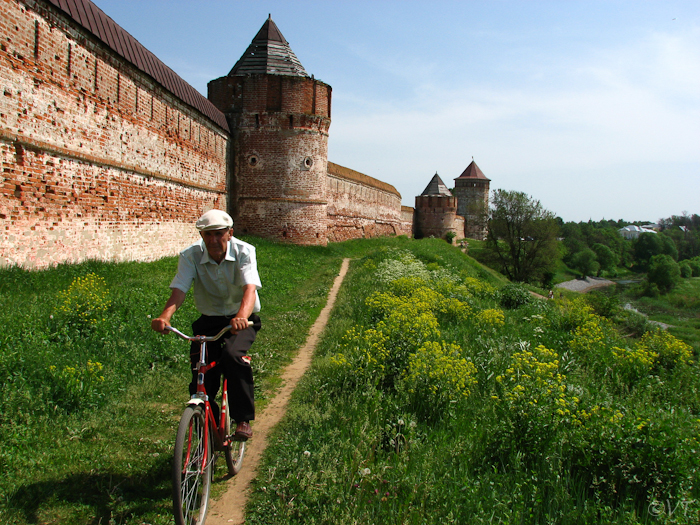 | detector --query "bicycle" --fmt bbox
[167,323,251,525]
